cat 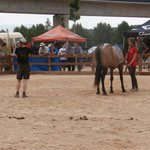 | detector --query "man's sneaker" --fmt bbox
[22,94,28,98]
[15,93,19,98]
